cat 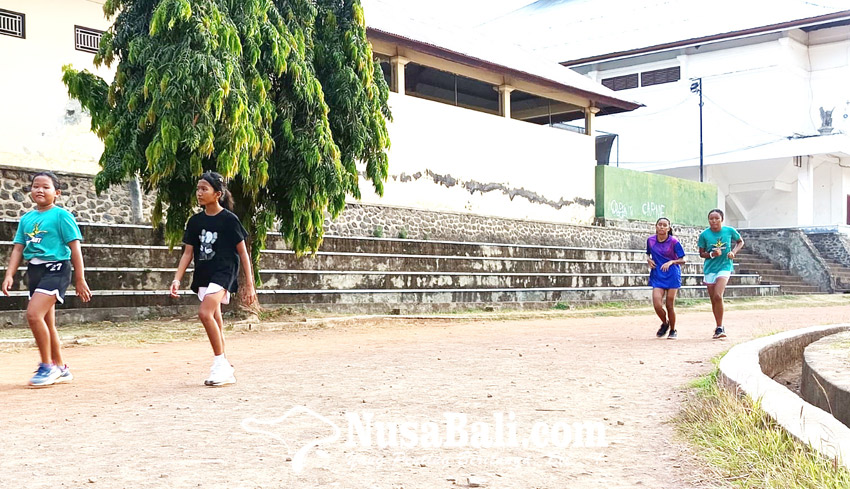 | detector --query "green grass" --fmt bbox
[677,355,850,488]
